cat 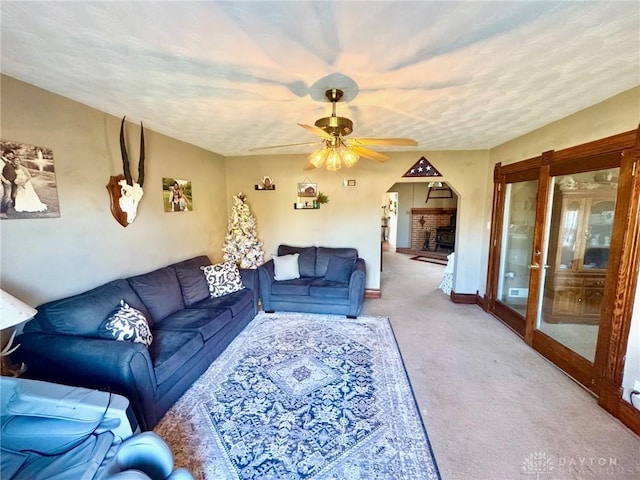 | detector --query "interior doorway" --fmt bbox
[388,182,458,258]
